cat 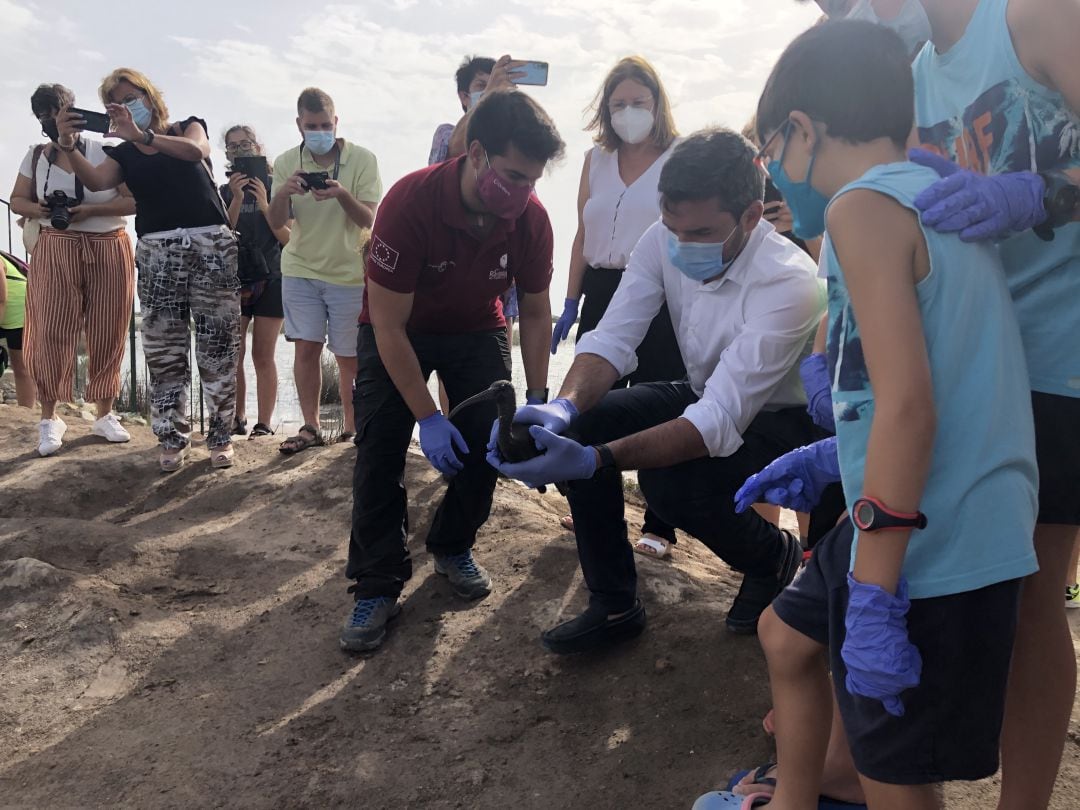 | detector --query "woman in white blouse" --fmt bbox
[552,56,686,559]
[8,83,136,458]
